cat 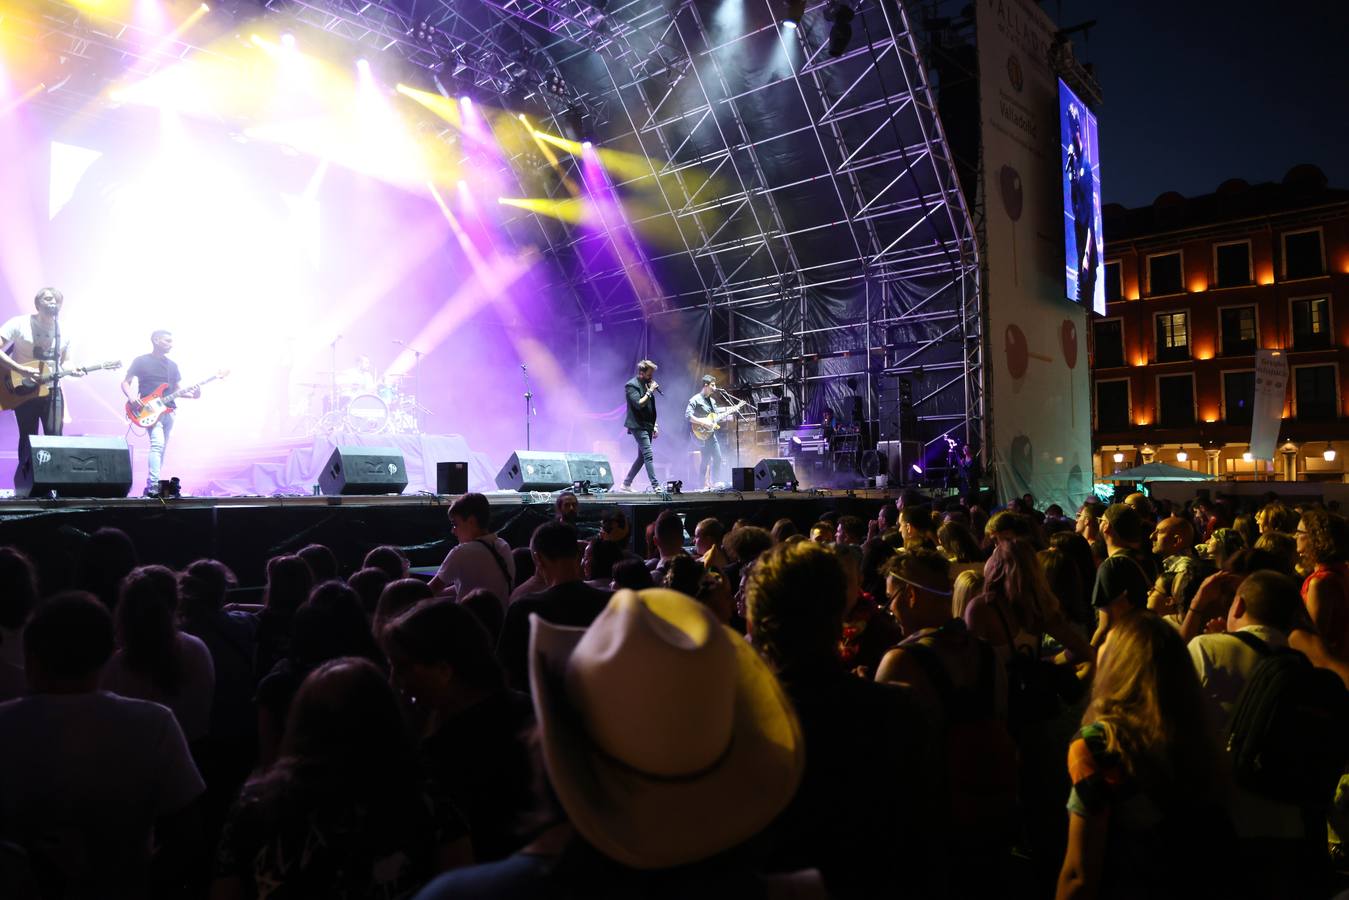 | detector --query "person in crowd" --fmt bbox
[723,524,773,568]
[692,517,730,570]
[837,544,901,679]
[555,490,579,525]
[747,540,937,898]
[348,565,393,616]
[1150,515,1198,622]
[497,522,612,691]
[372,577,435,642]
[1254,531,1299,577]
[663,554,707,598]
[860,533,901,599]
[1049,530,1098,609]
[1056,613,1235,900]
[834,515,867,547]
[1297,508,1349,657]
[609,557,654,591]
[0,592,205,897]
[770,516,800,544]
[1233,513,1259,552]
[694,564,737,627]
[255,581,382,767]
[984,510,1034,548]
[413,588,808,898]
[875,501,900,538]
[951,569,984,620]
[77,525,138,611]
[598,507,630,548]
[898,506,937,550]
[1099,503,1157,583]
[808,521,833,544]
[937,519,983,563]
[1257,501,1298,536]
[459,588,504,643]
[509,550,547,604]
[1204,526,1246,570]
[362,544,410,581]
[429,493,514,605]
[581,536,623,589]
[214,658,471,898]
[1041,546,1092,636]
[253,554,312,682]
[647,511,689,582]
[297,543,339,583]
[101,564,216,743]
[876,548,1016,894]
[0,546,38,701]
[386,600,537,863]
